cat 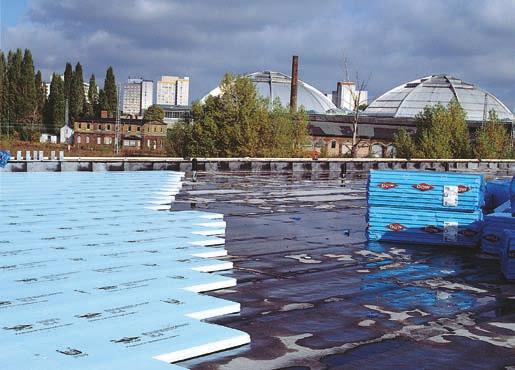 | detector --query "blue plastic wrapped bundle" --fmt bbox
[484,178,511,212]
[367,170,485,247]
[511,177,515,216]
[368,206,483,247]
[481,213,515,255]
[500,230,515,281]
[368,170,485,212]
